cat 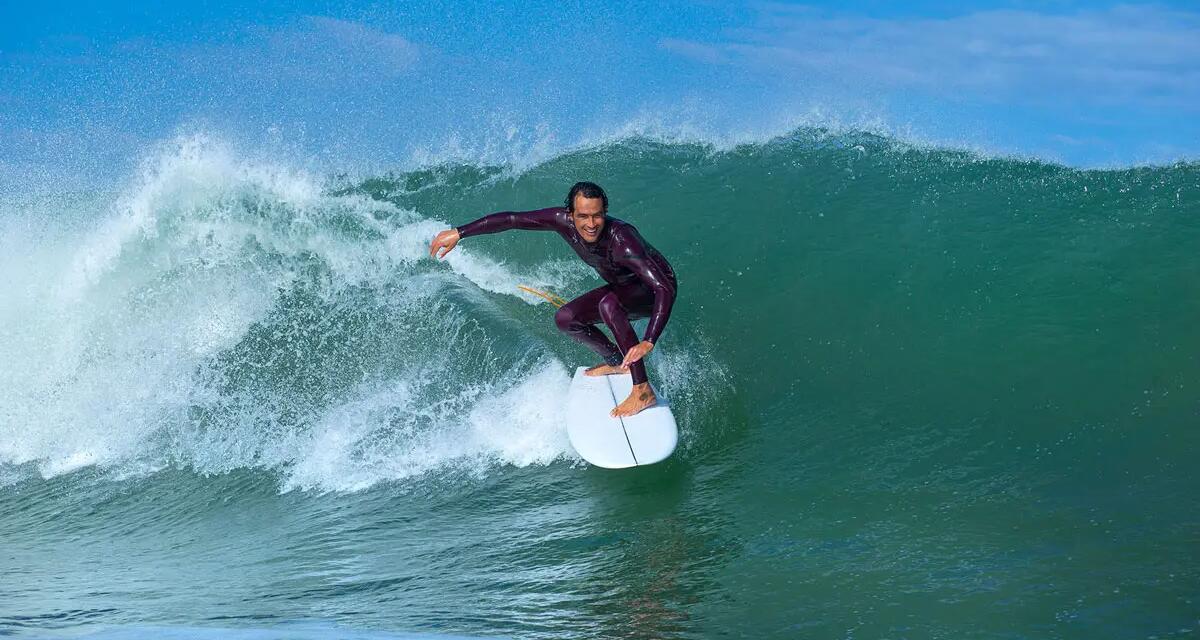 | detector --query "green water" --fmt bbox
[1,130,1197,638]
